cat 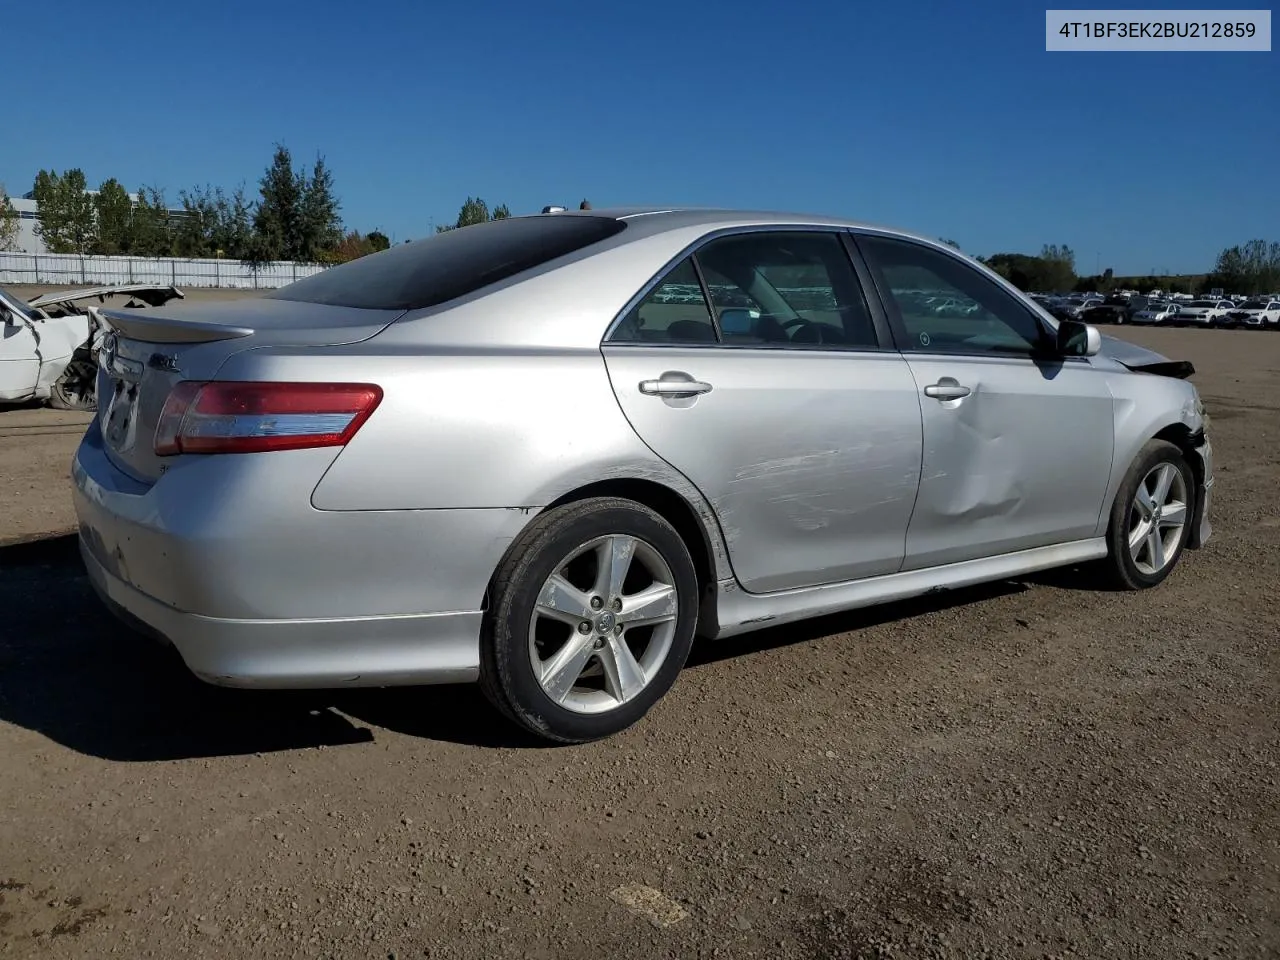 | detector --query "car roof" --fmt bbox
[545,206,946,247]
